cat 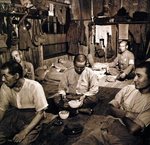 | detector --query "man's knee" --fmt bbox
[81,96,98,109]
[109,68,120,76]
[84,96,98,104]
